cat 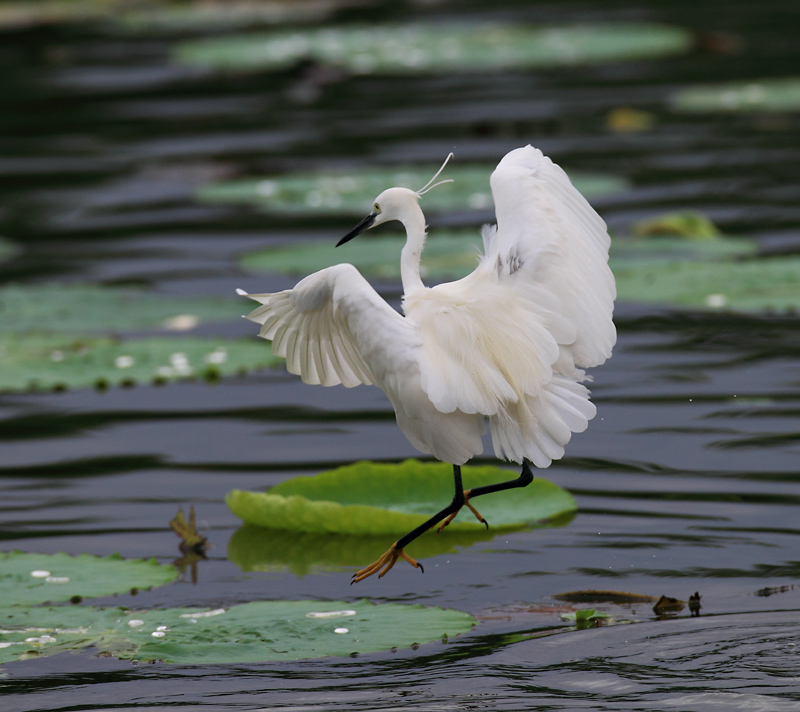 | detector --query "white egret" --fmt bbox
[238,145,616,583]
